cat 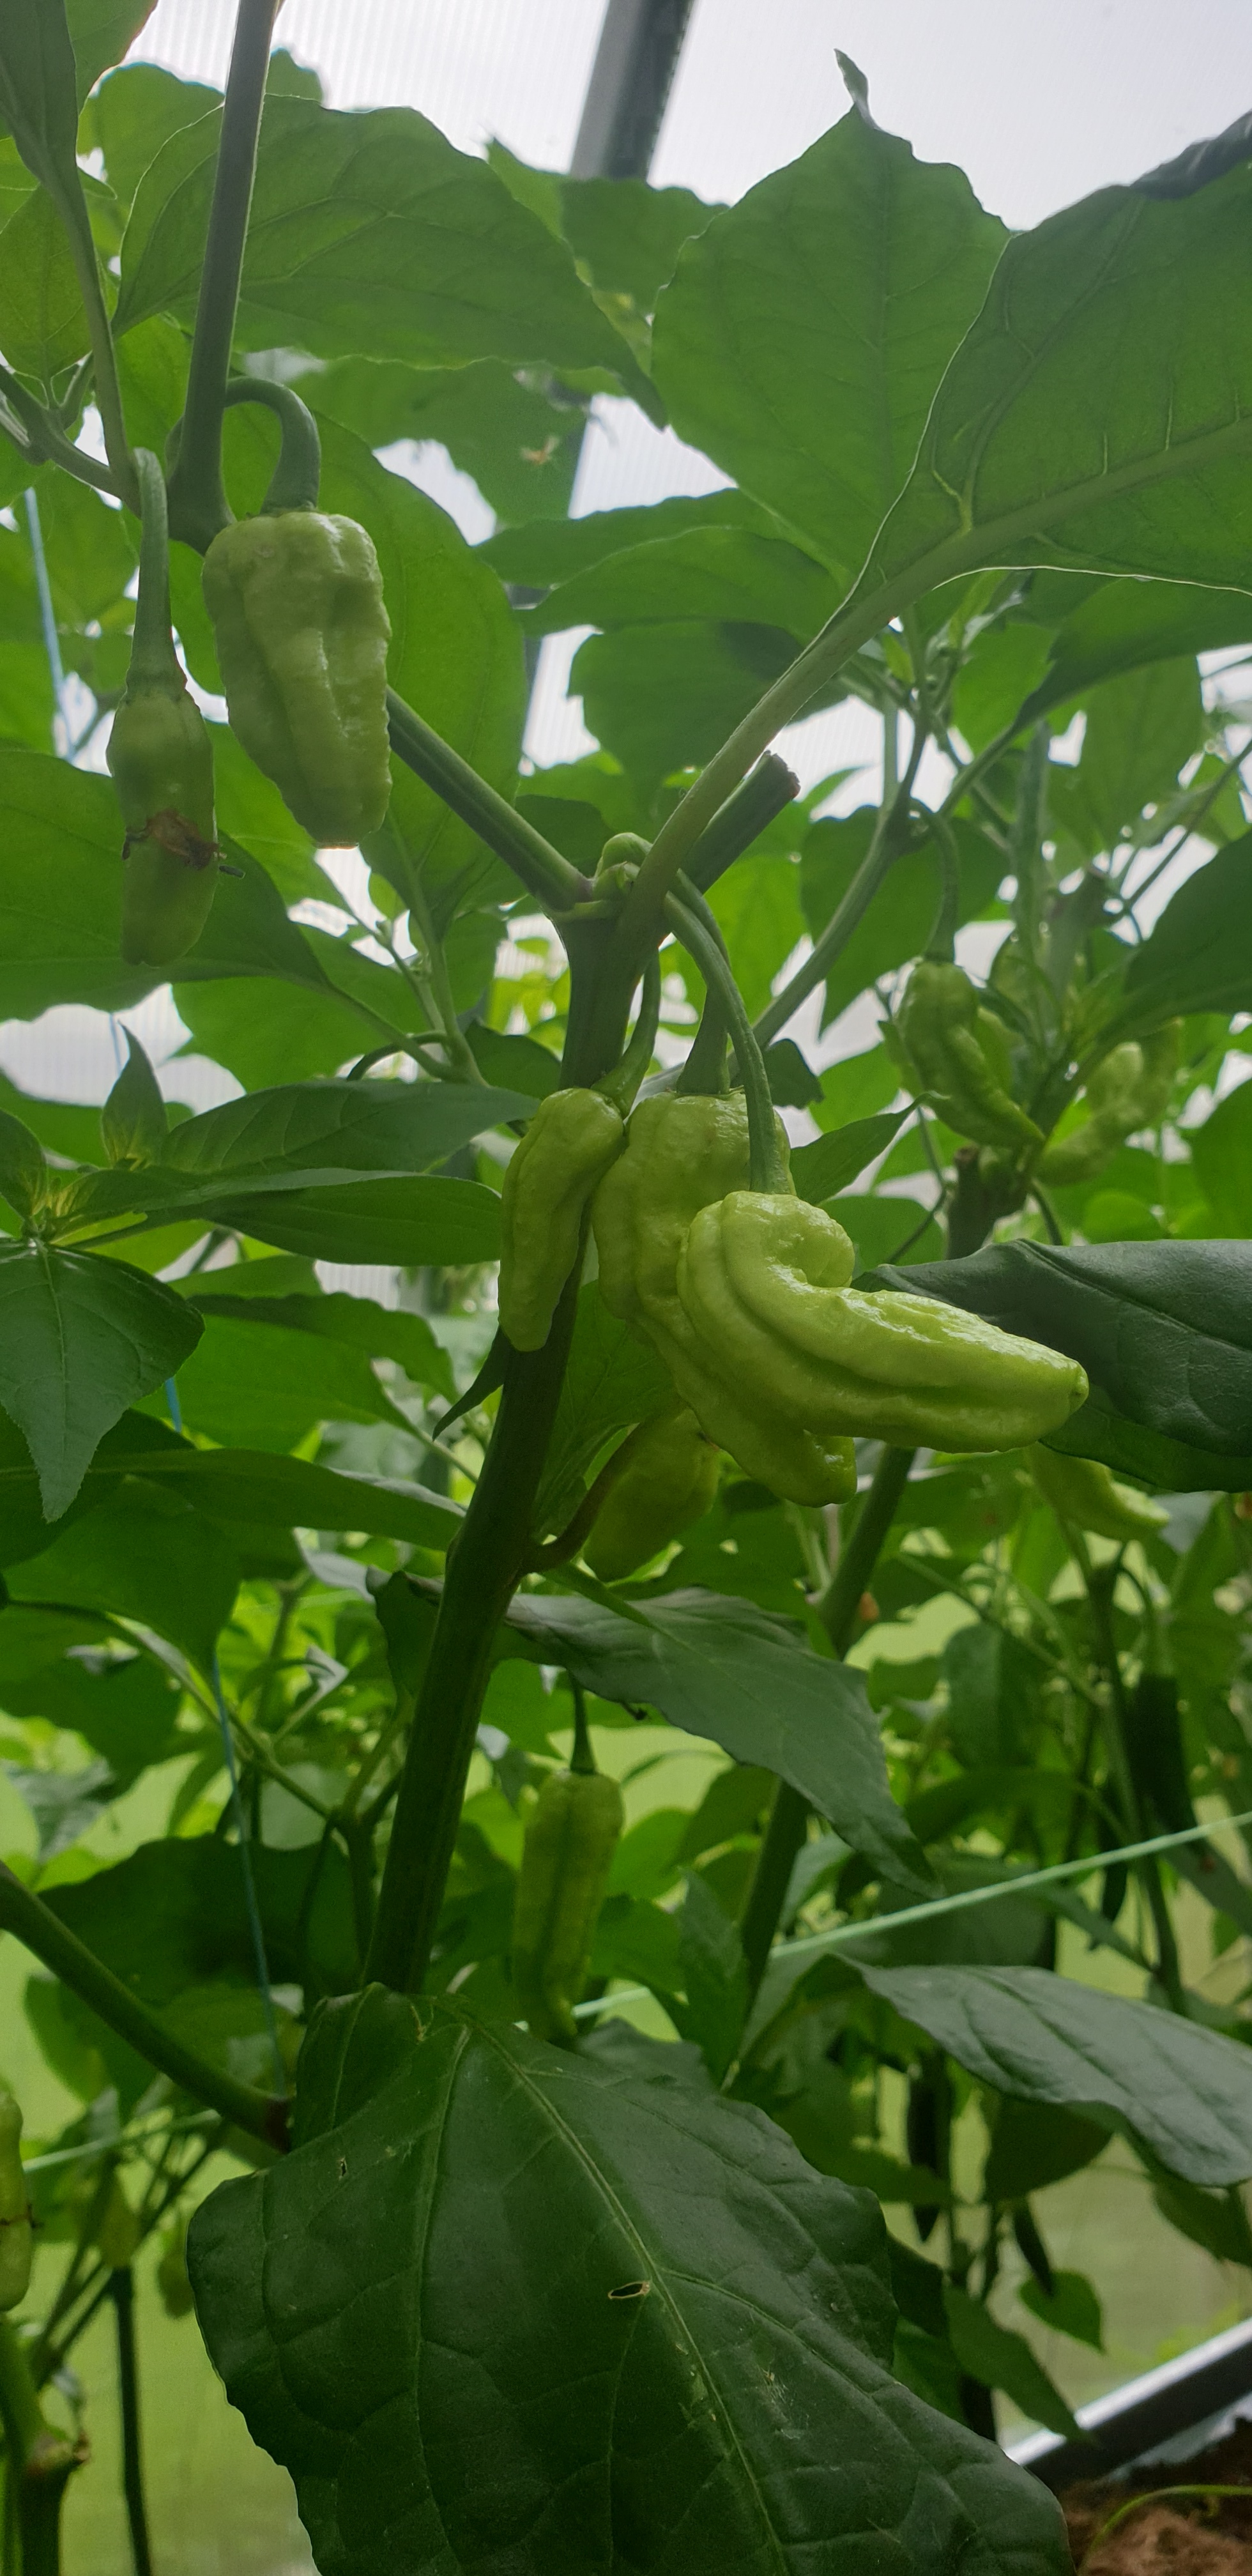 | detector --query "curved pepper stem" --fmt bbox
[224,376,323,514]
[128,450,183,694]
[664,887,788,1193]
[595,951,661,1114]
[919,801,961,963]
